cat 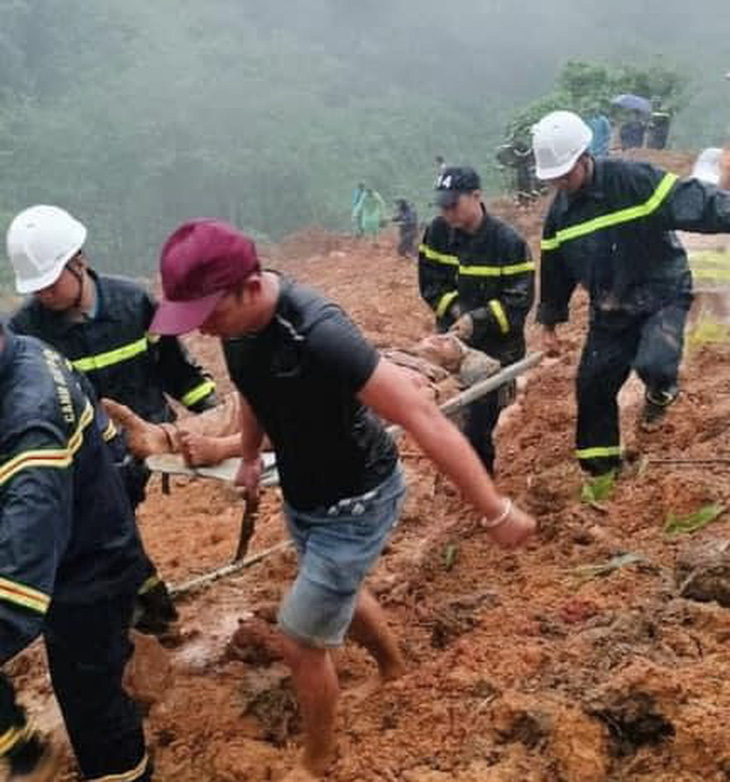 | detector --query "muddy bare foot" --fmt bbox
[343,664,404,705]
[102,397,171,458]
